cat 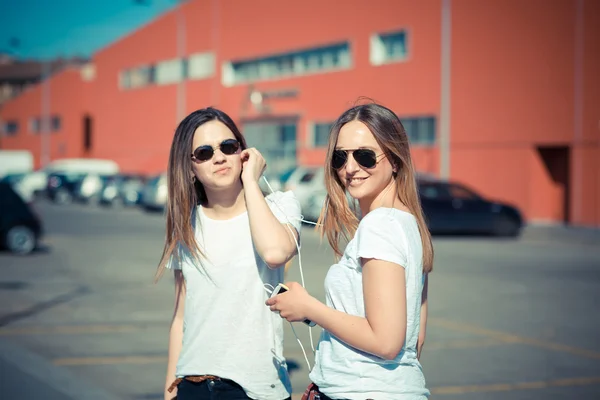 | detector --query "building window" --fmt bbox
[243,120,298,173]
[120,65,155,89]
[130,65,155,88]
[30,117,40,134]
[401,116,436,145]
[3,120,19,136]
[83,115,92,152]
[370,30,408,66]
[51,116,61,131]
[223,42,352,86]
[28,116,61,133]
[119,70,131,89]
[156,58,186,85]
[188,52,215,80]
[311,122,333,147]
[80,63,96,81]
